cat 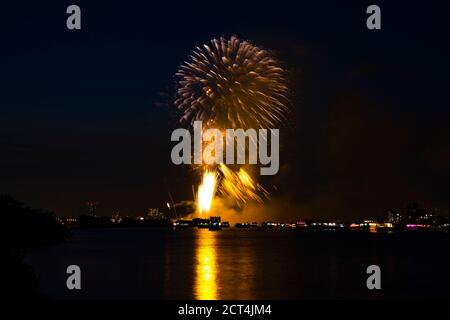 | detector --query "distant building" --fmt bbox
[147,208,165,220]
[86,201,98,216]
[387,202,439,228]
[111,211,122,223]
